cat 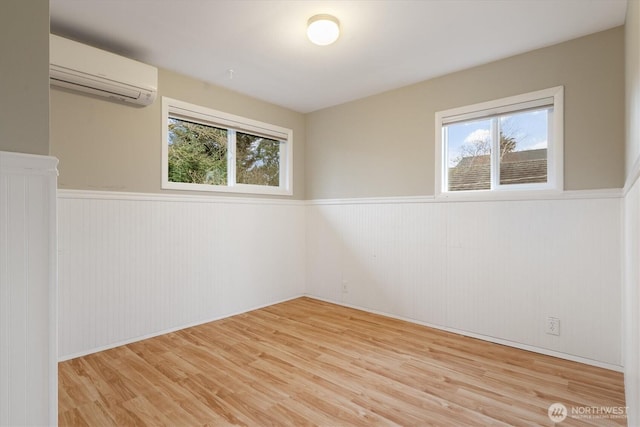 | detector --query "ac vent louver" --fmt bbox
[50,34,157,107]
